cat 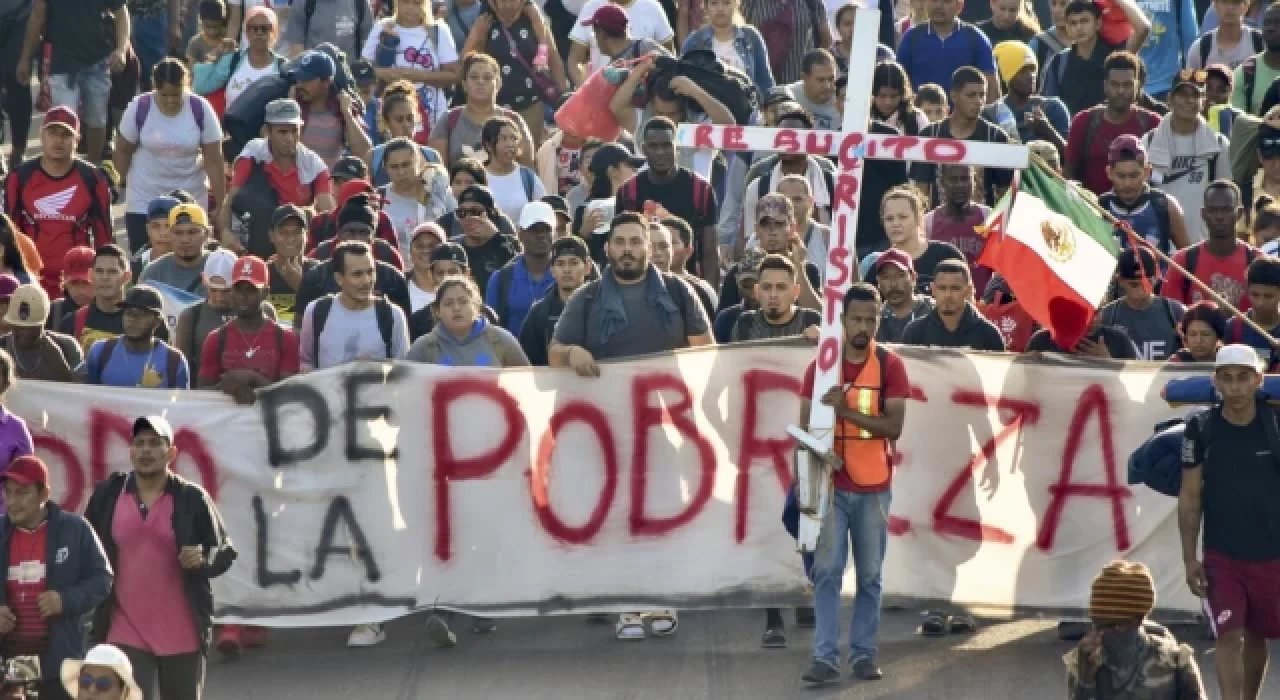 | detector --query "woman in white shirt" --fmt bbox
[362,0,460,143]
[115,59,225,253]
[480,116,546,223]
[380,137,456,260]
